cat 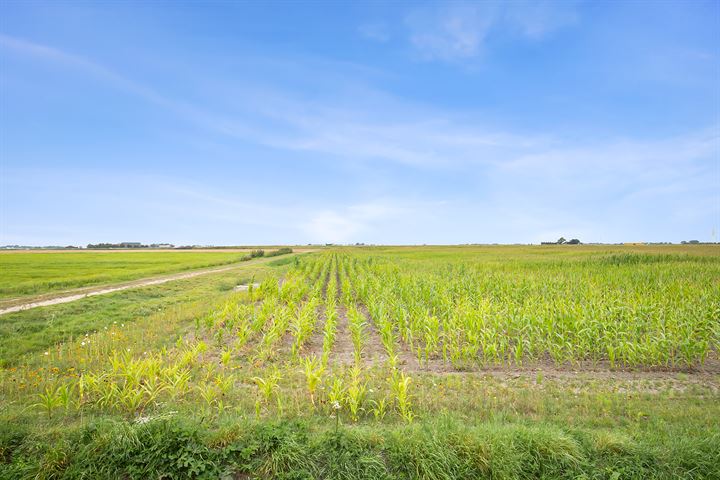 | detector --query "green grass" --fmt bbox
[0,259,293,366]
[1,245,718,479]
[0,251,254,300]
[2,386,718,479]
